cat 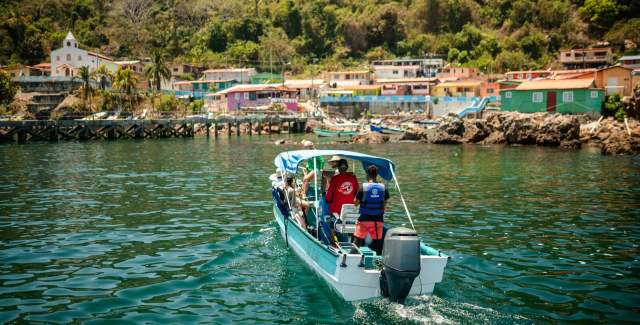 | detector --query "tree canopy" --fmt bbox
[0,0,638,73]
